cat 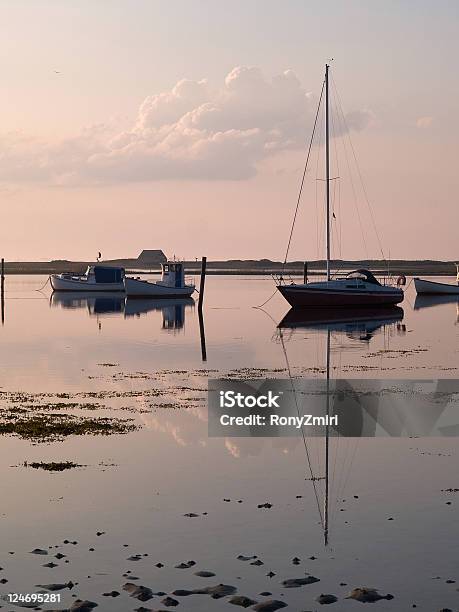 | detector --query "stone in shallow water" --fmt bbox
[194,570,216,577]
[252,600,287,611]
[237,554,257,561]
[281,576,320,588]
[174,560,196,569]
[346,587,394,602]
[123,582,154,602]
[69,600,98,611]
[316,593,338,605]
[31,548,49,555]
[36,581,74,591]
[171,584,237,599]
[228,595,257,607]
[42,562,59,568]
[161,596,179,607]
